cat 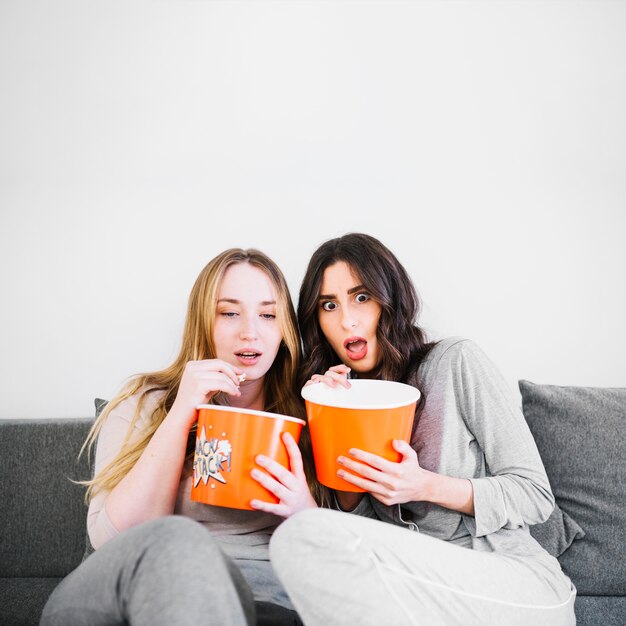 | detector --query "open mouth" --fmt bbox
[343,337,368,361]
[235,351,262,361]
[234,350,262,367]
